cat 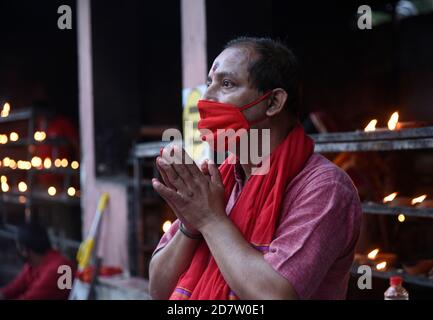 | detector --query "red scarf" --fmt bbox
[169,123,314,300]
